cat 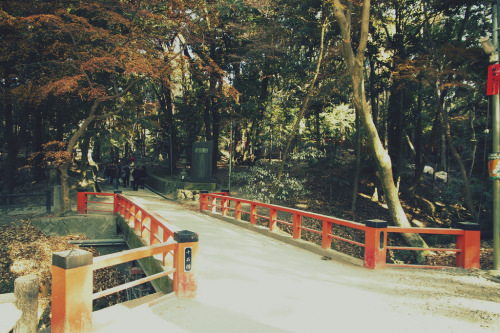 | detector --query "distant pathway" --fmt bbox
[94,184,500,332]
